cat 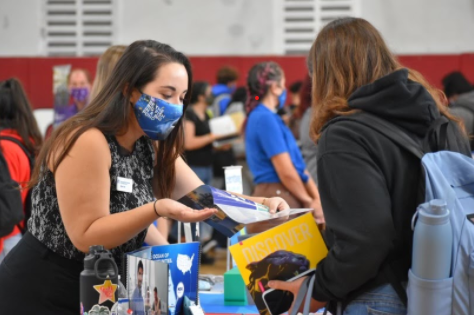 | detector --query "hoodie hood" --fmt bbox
[348,69,441,137]
[212,84,233,97]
